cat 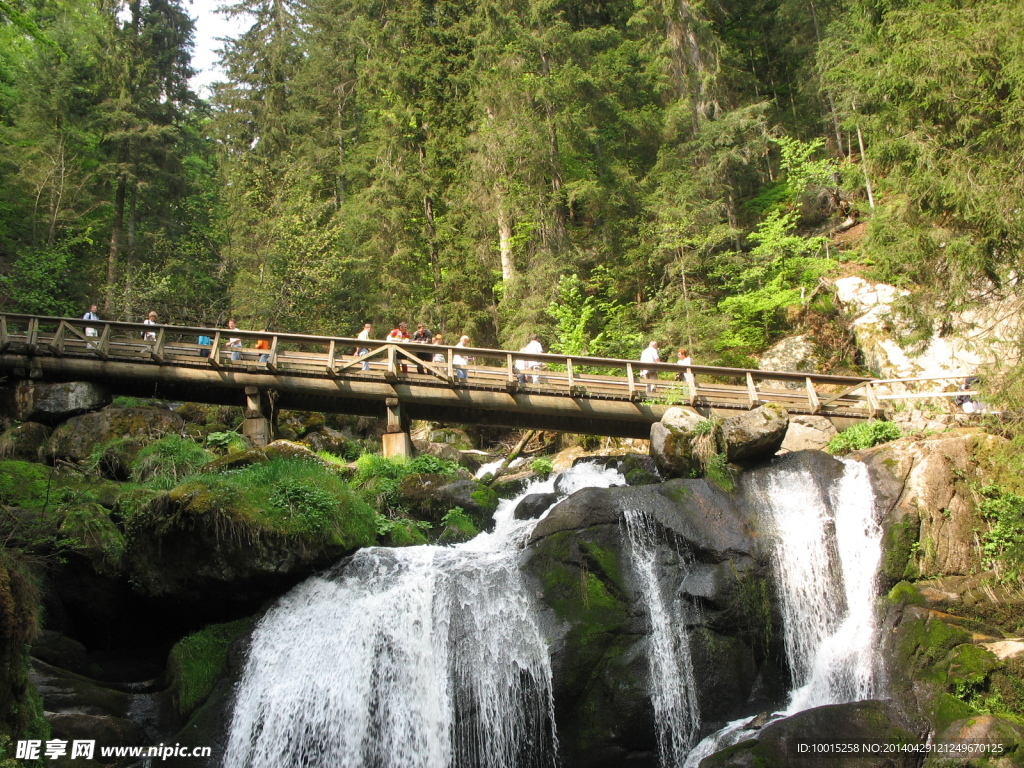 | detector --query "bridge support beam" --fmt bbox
[382,396,412,458]
[243,386,274,448]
